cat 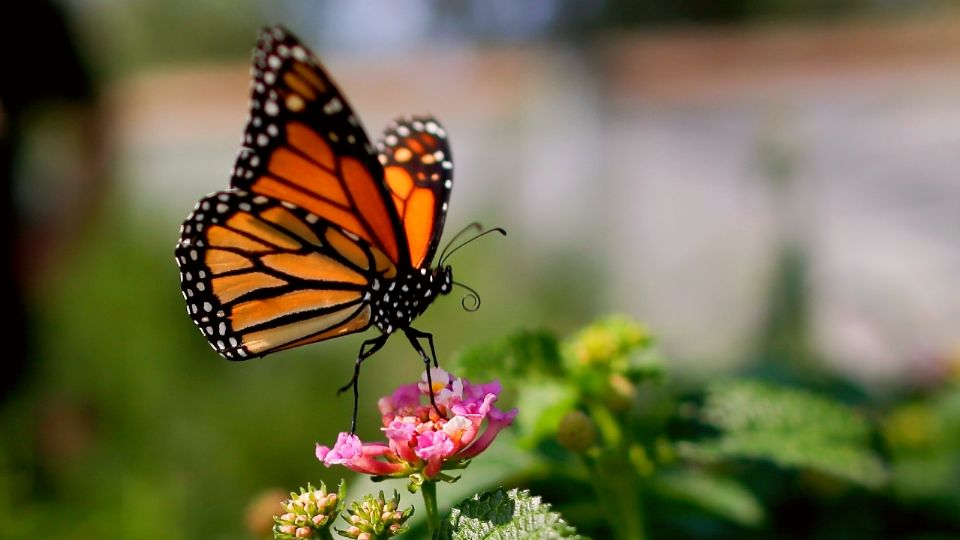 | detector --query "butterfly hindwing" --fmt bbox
[175,189,395,359]
[230,26,409,268]
[378,116,454,268]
